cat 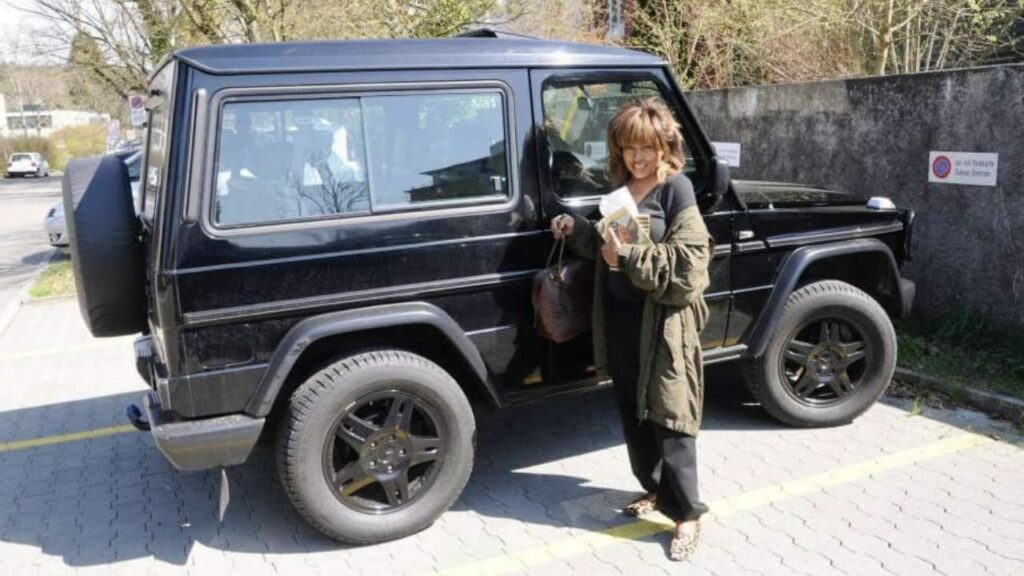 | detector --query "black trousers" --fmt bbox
[606,298,709,523]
